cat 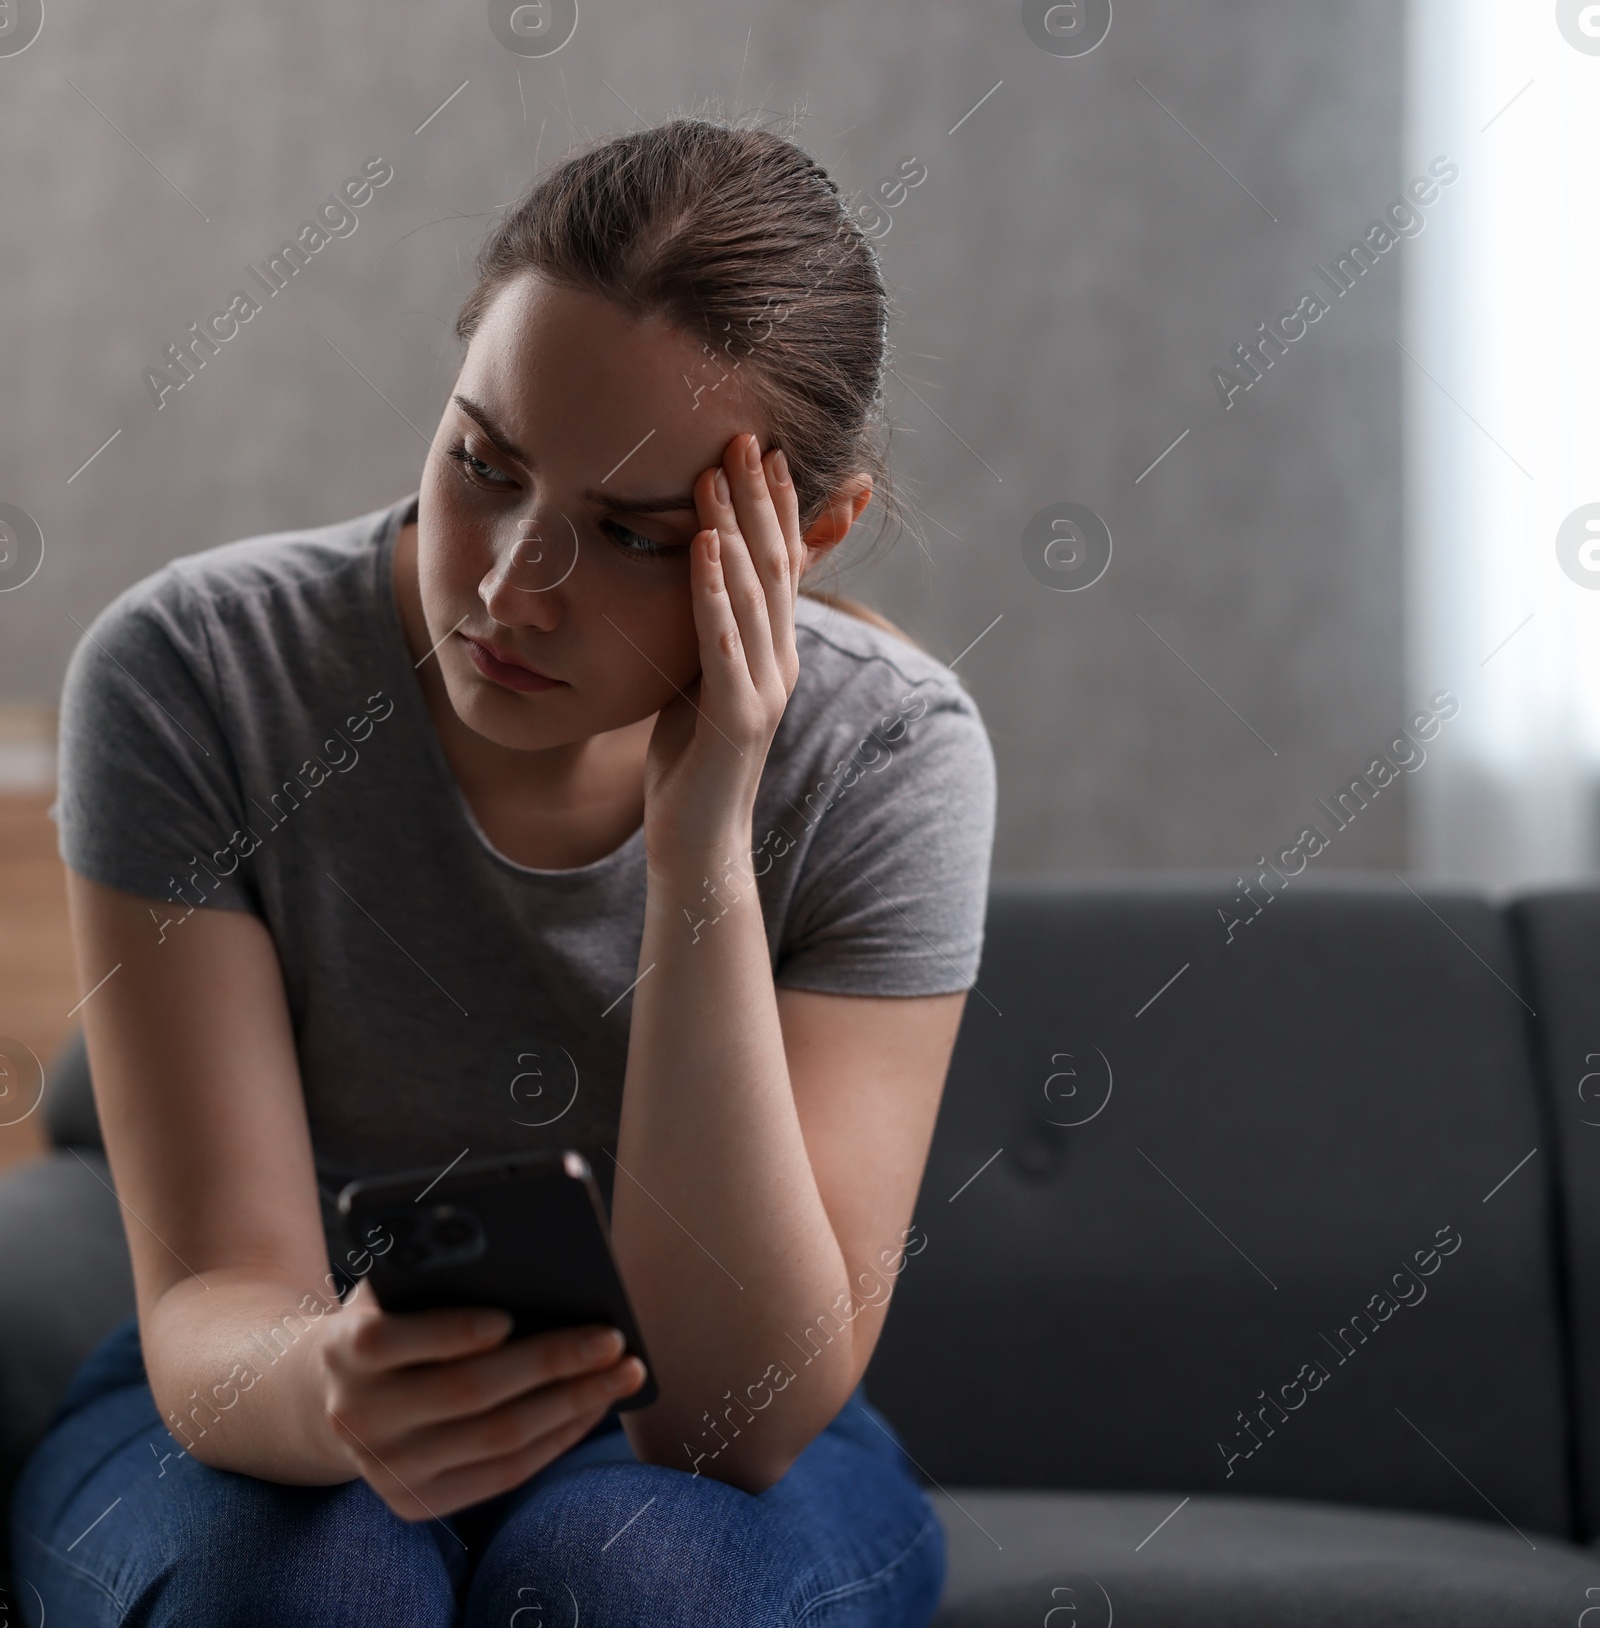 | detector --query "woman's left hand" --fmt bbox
[642,432,803,869]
